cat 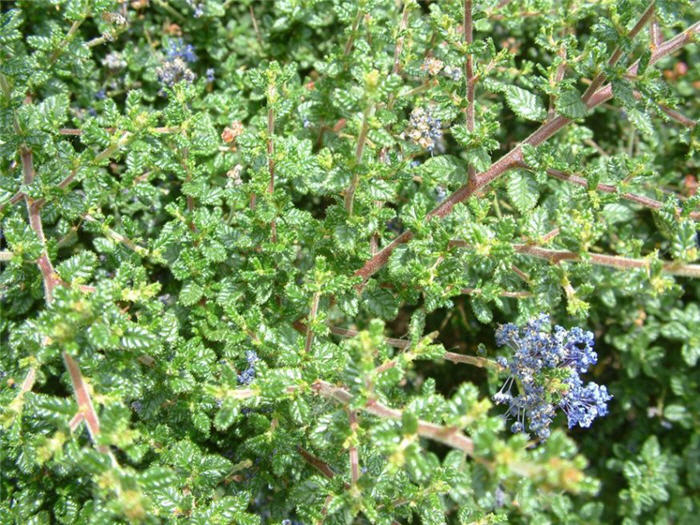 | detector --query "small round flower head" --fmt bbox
[227,165,244,186]
[443,65,462,81]
[221,121,244,144]
[422,57,444,76]
[206,68,215,83]
[102,12,127,26]
[156,57,196,87]
[386,217,404,234]
[435,186,447,203]
[406,105,443,153]
[187,0,205,17]
[102,51,126,70]
[493,314,612,441]
[237,367,256,385]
